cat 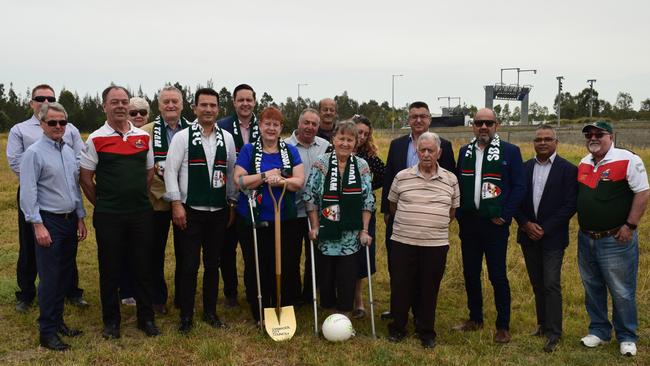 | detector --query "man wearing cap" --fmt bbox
[6,84,88,313]
[514,124,578,353]
[19,102,87,351]
[216,83,259,307]
[576,121,649,357]
[141,85,192,314]
[453,107,525,344]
